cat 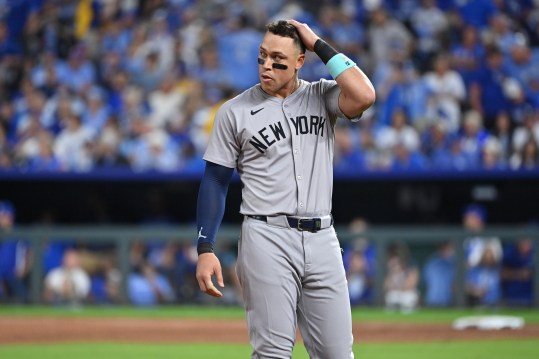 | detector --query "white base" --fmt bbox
[452,315,525,330]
